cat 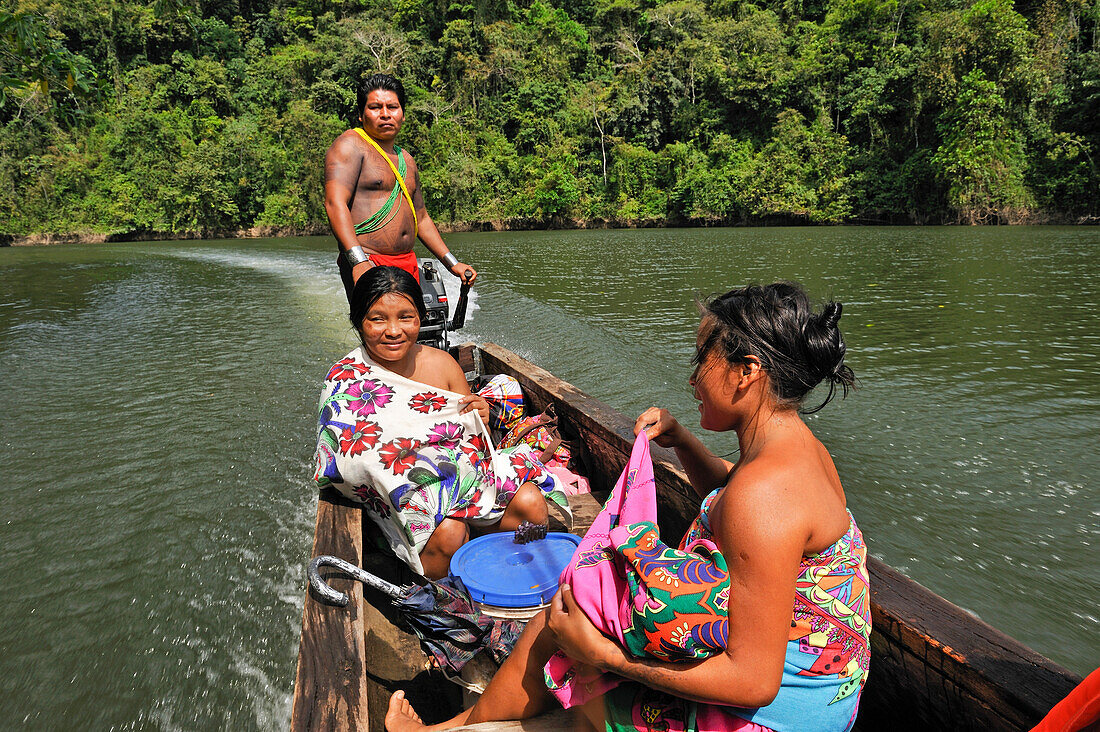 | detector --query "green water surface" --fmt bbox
[0,227,1096,728]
